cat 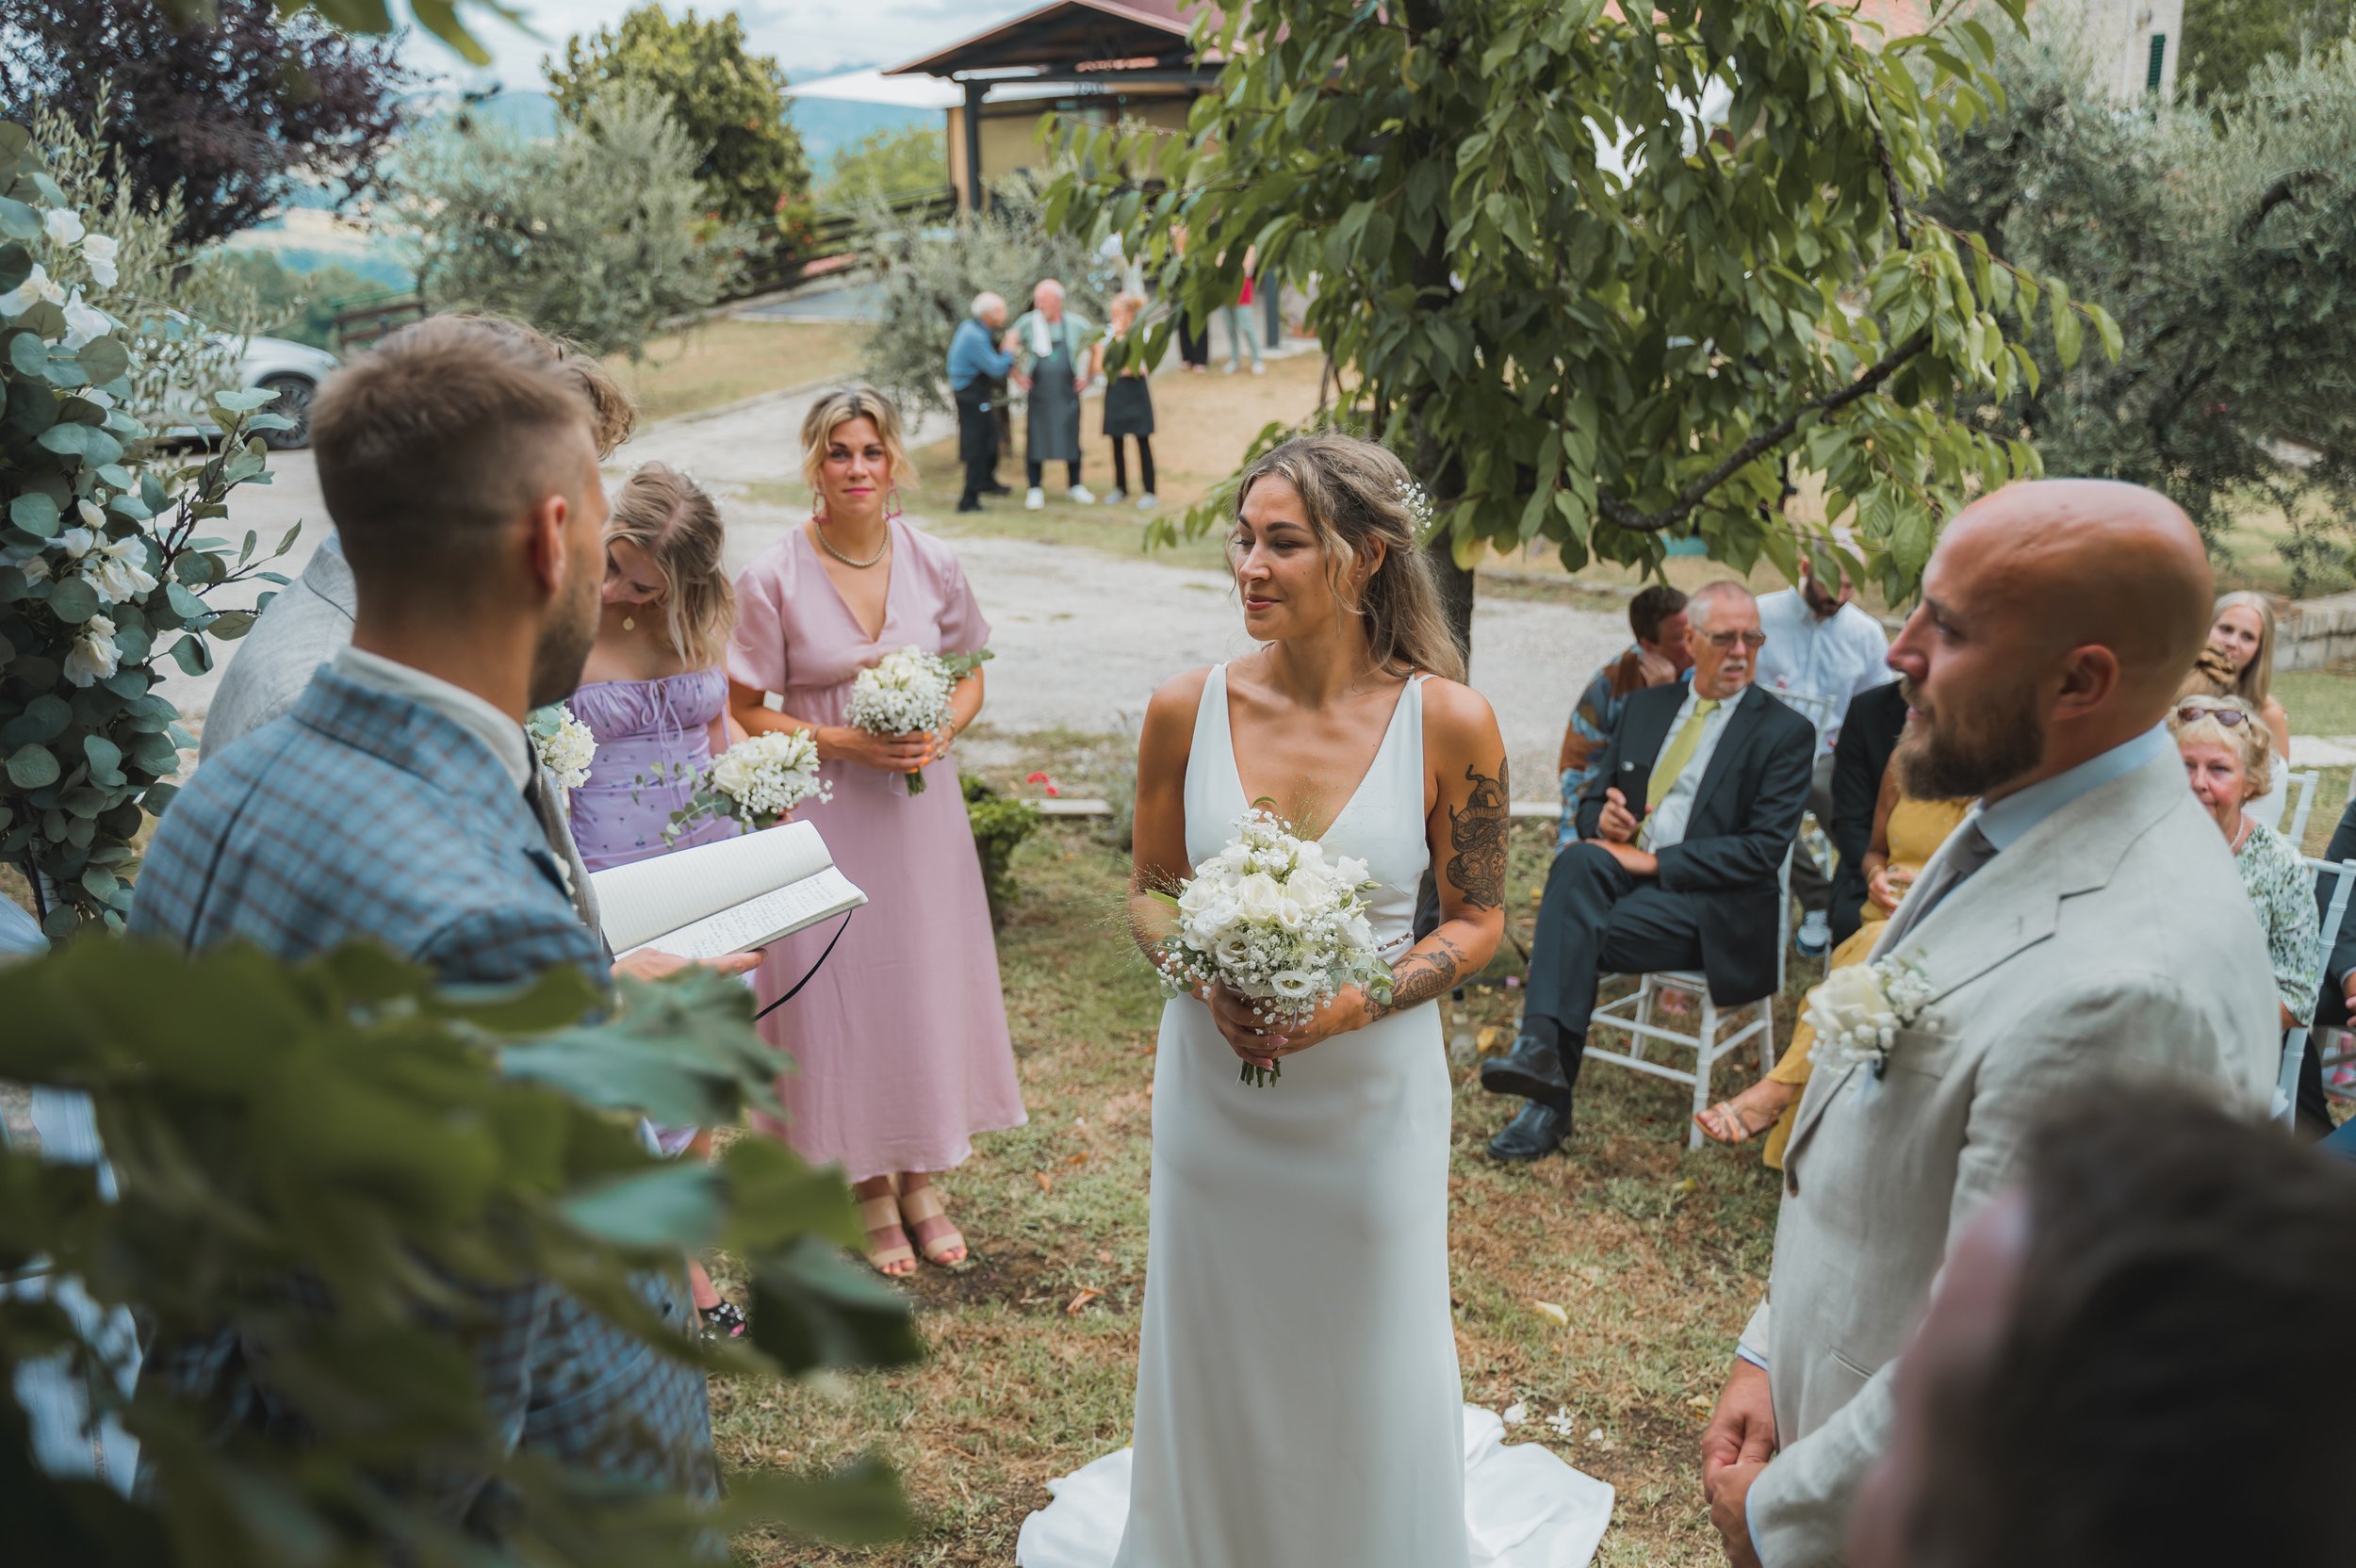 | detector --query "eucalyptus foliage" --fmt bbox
[400,83,749,359]
[1925,32,2356,586]
[1048,0,2120,609]
[0,120,296,942]
[2,942,918,1563]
